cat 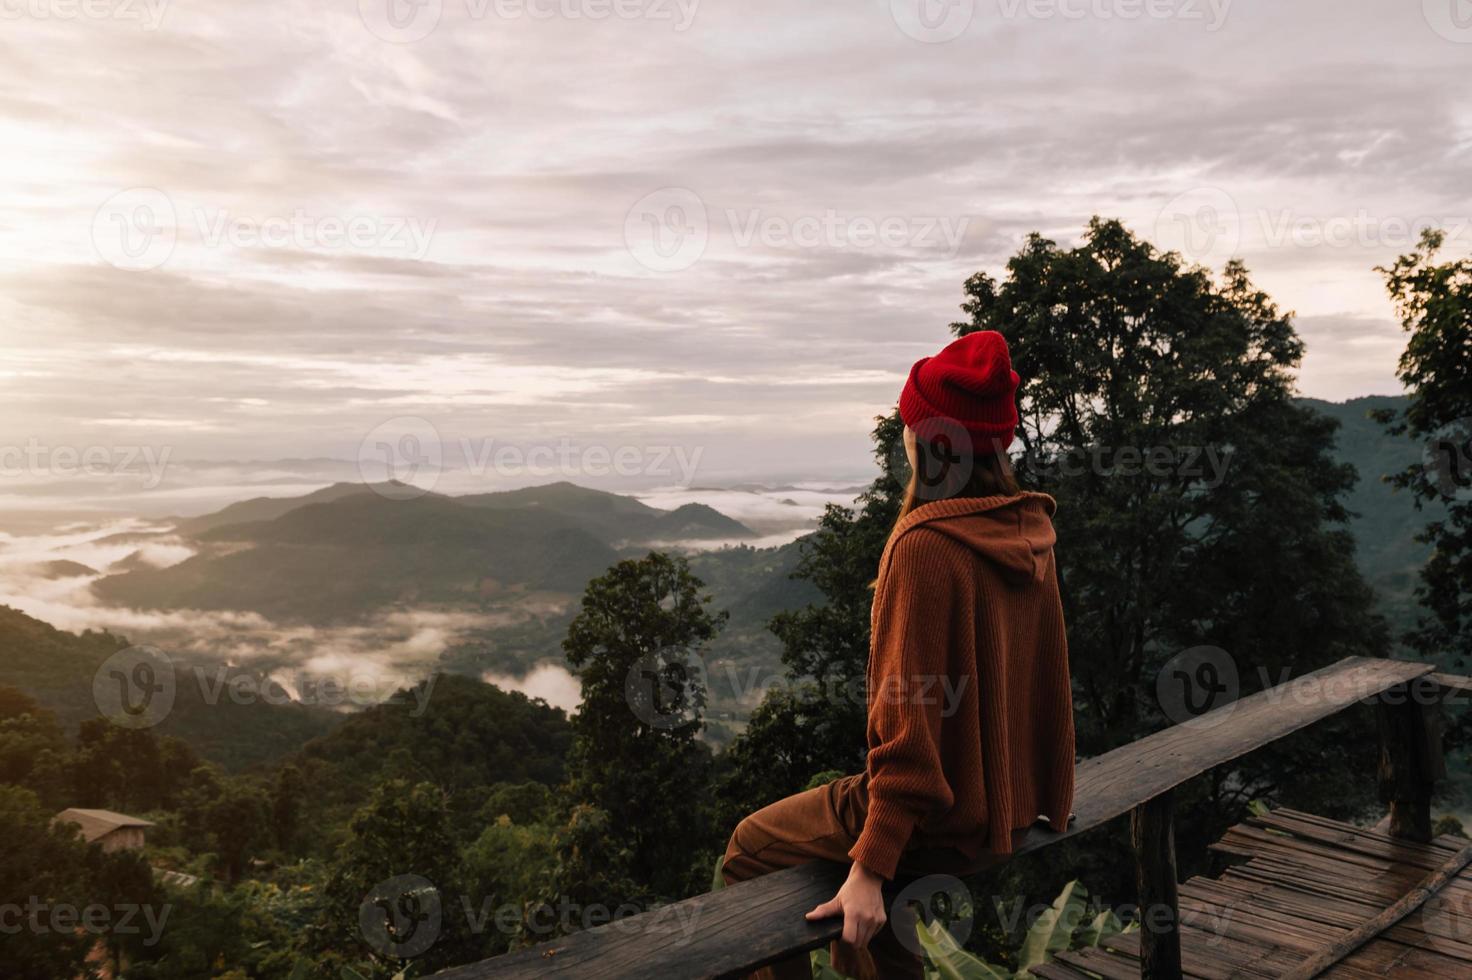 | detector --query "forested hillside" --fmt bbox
[0,606,337,770]
[1299,395,1445,651]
